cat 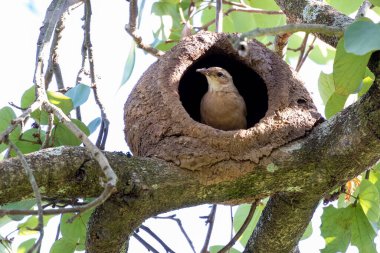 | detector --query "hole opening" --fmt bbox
[179,51,268,129]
